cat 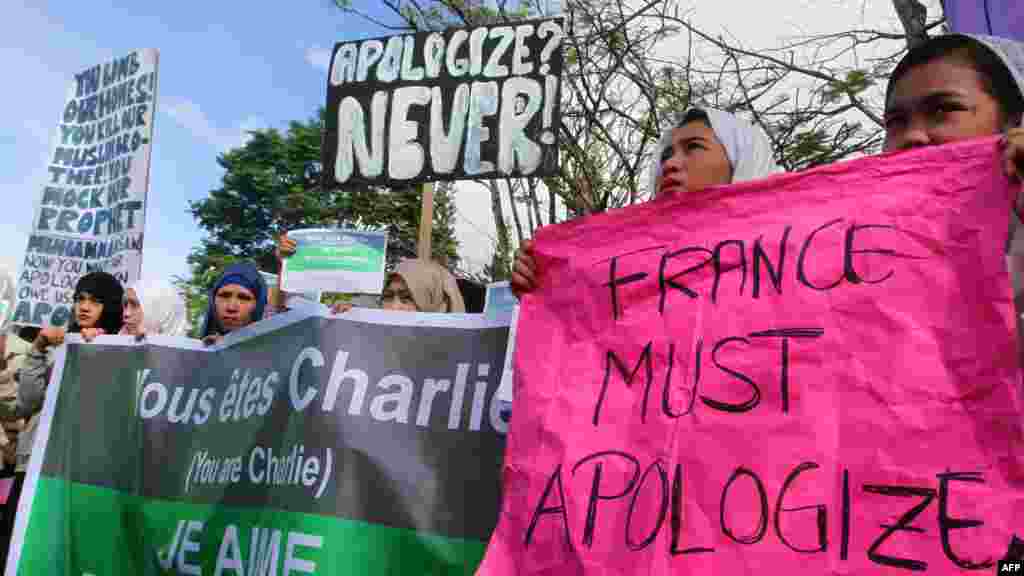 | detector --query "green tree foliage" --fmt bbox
[177,111,459,333]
